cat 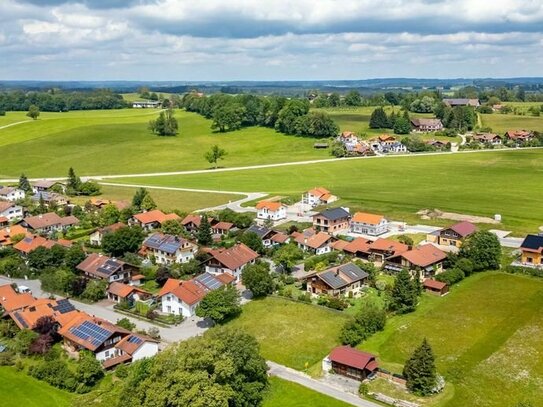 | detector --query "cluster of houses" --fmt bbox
[335,131,408,156]
[467,130,536,146]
